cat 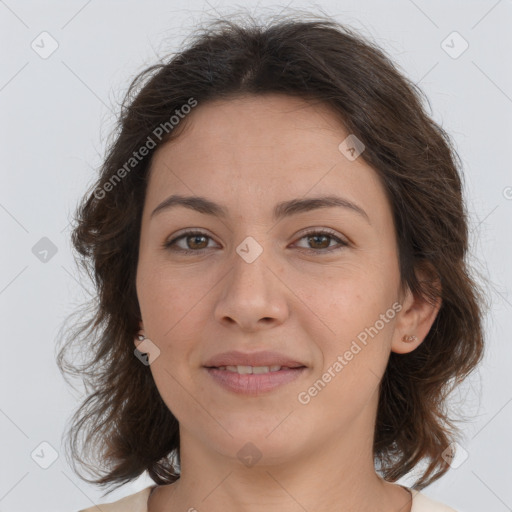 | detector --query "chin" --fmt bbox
[207,424,307,465]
